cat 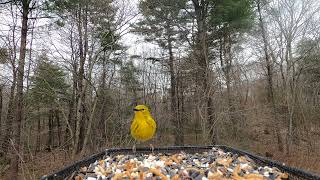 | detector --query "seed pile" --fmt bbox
[74,147,289,180]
